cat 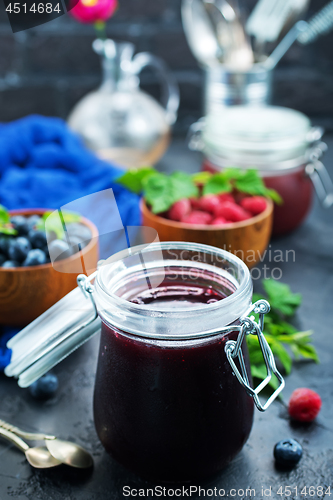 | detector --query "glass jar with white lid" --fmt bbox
[189,106,333,235]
